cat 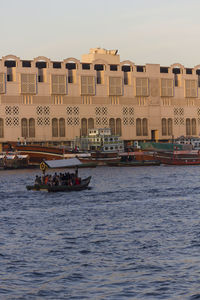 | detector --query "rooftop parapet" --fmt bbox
[81,48,120,64]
